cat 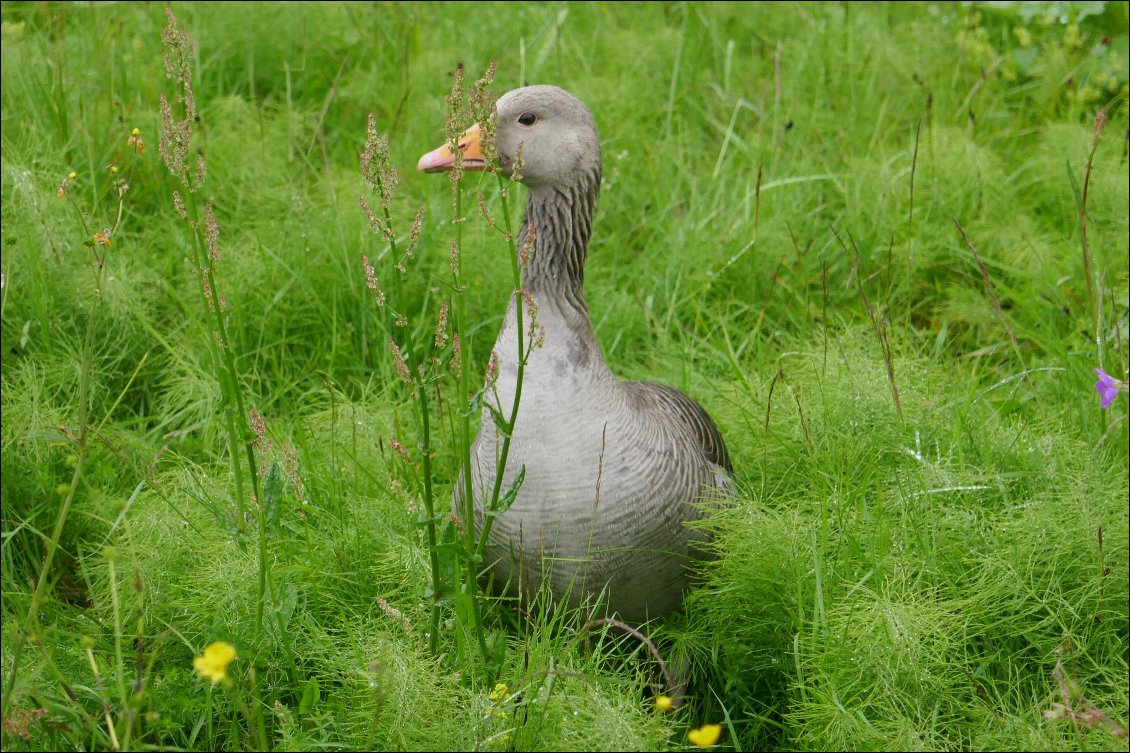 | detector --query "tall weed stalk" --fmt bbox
[158,9,267,748]
[361,63,534,675]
